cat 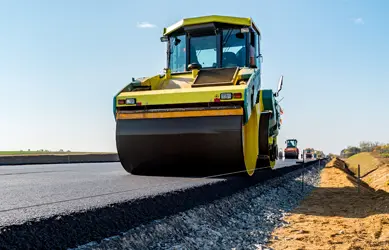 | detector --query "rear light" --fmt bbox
[118,99,125,105]
[233,93,242,99]
[125,98,136,105]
